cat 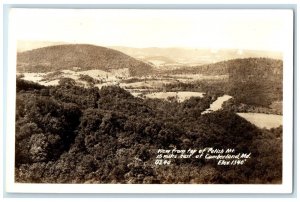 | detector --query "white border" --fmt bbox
[4,7,294,194]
